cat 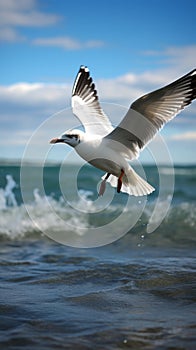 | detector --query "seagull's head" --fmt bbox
[50,129,84,148]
